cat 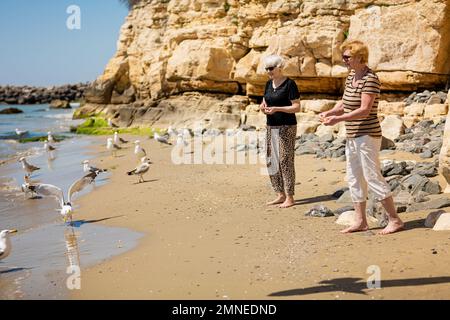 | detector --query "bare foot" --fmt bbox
[279,198,295,208]
[267,195,286,205]
[377,219,404,235]
[340,223,369,234]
